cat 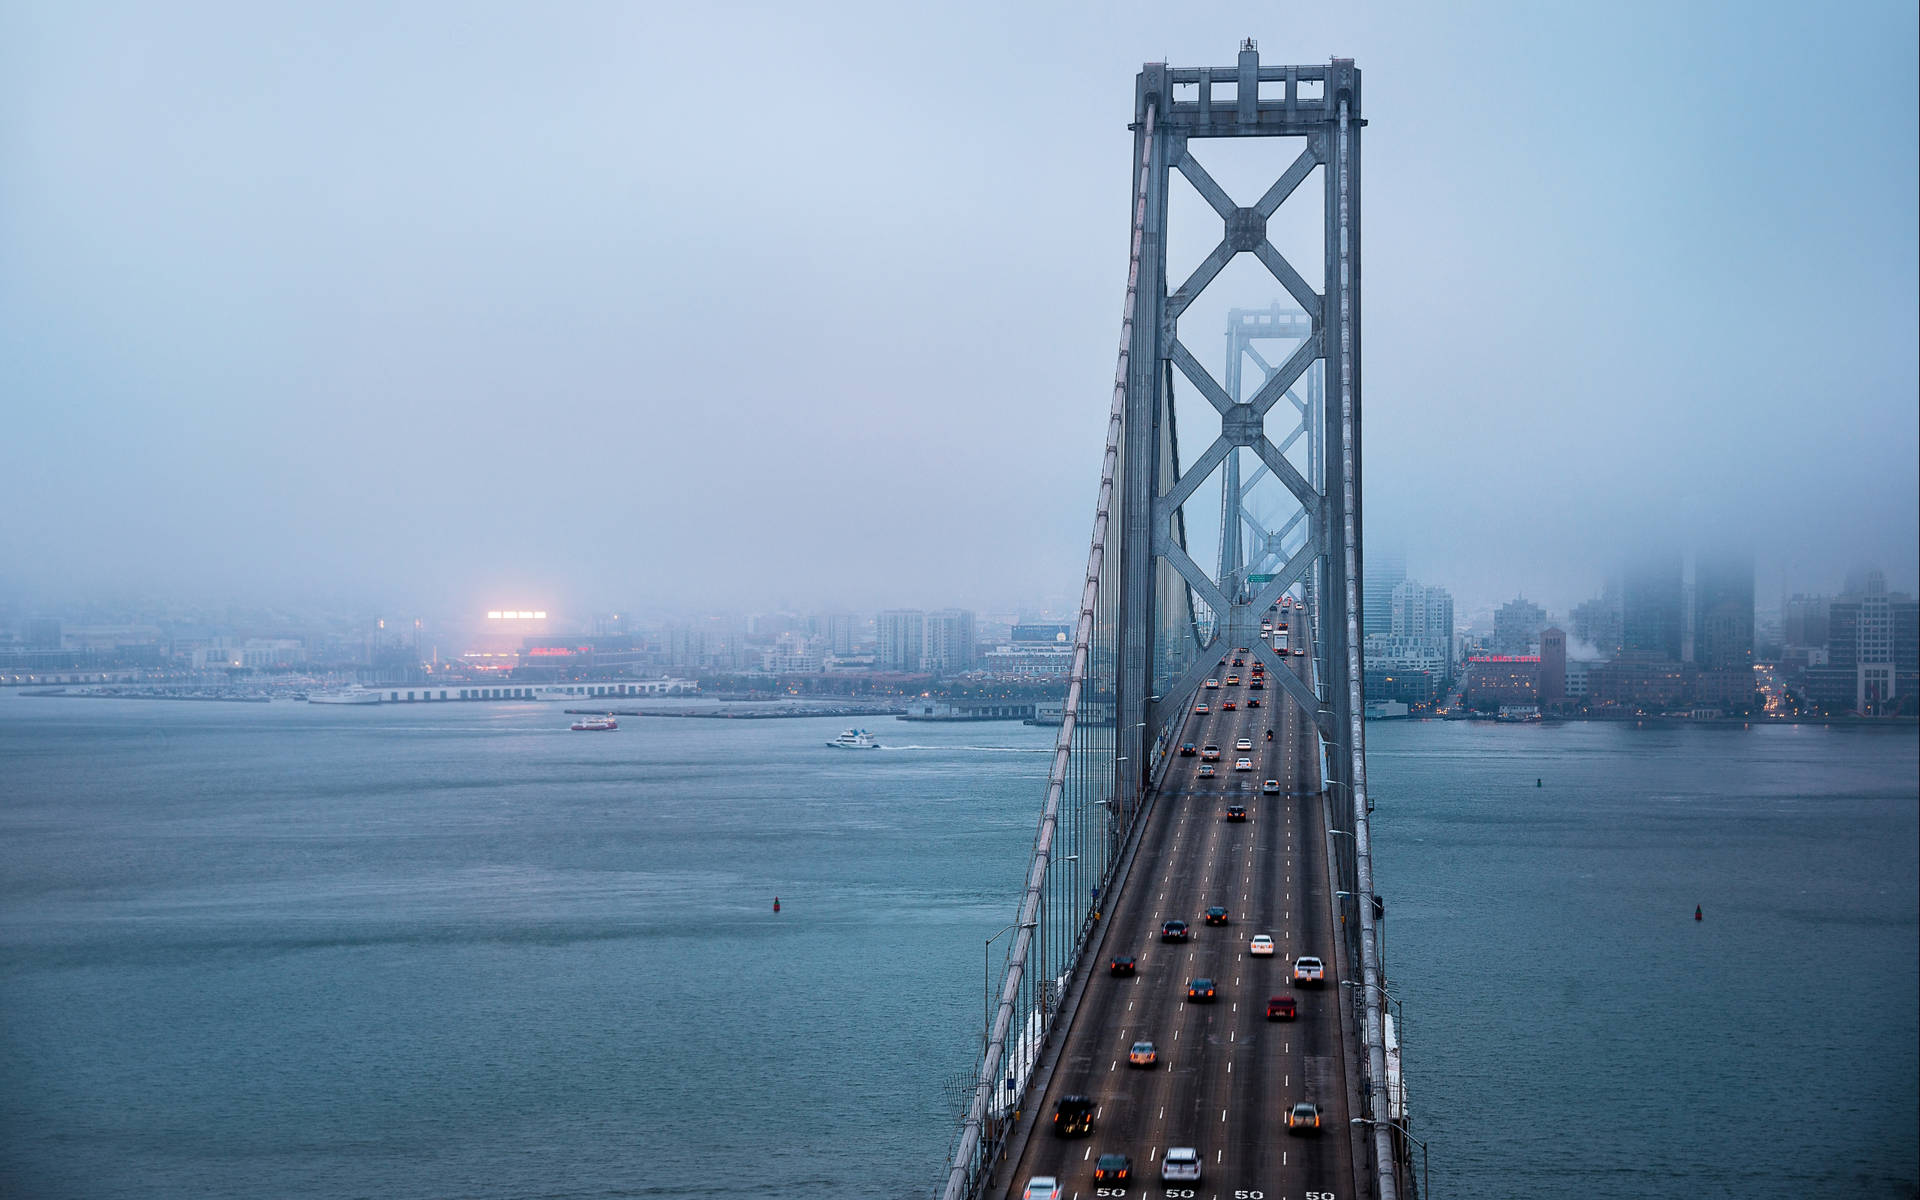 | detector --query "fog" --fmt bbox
[3,1,1915,621]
